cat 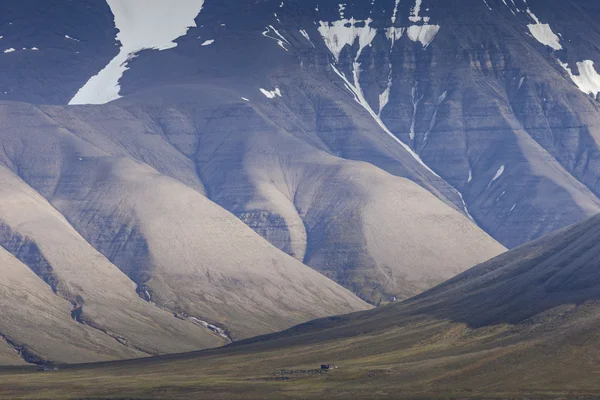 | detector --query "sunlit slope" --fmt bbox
[5,215,600,397]
[0,165,225,361]
[0,102,369,343]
